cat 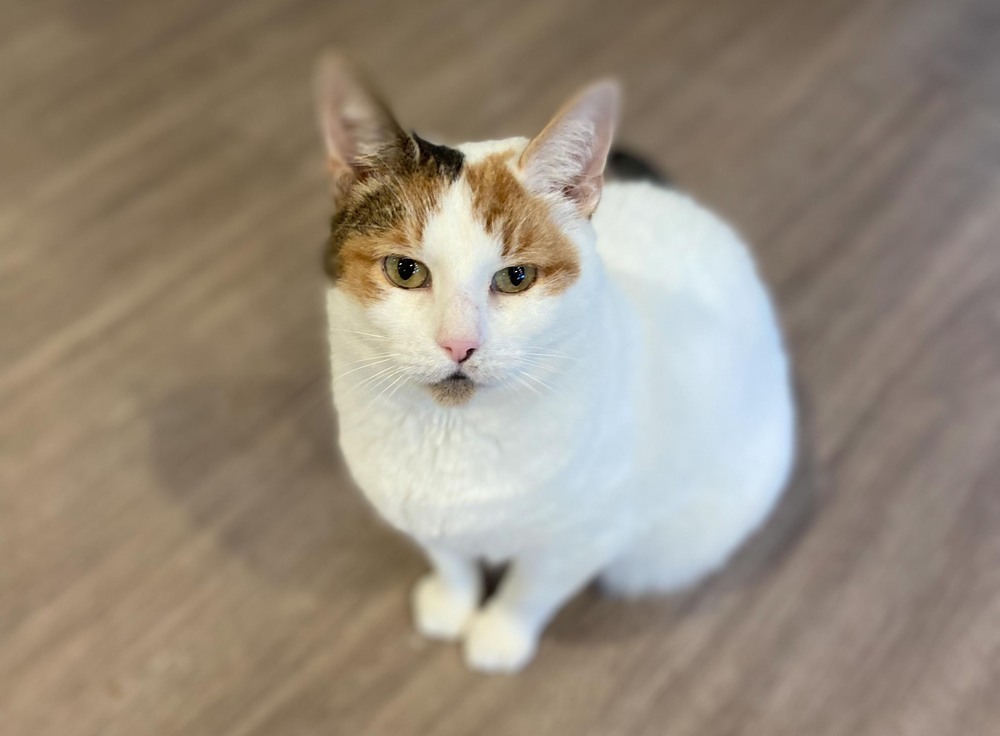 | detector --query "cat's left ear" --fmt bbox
[520,79,620,218]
